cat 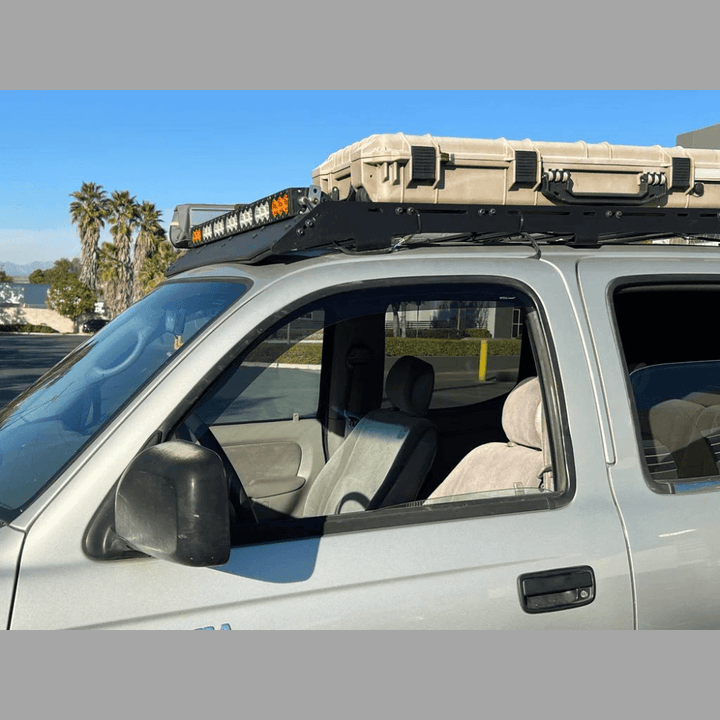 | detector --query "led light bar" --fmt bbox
[186,186,323,248]
[169,204,236,248]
